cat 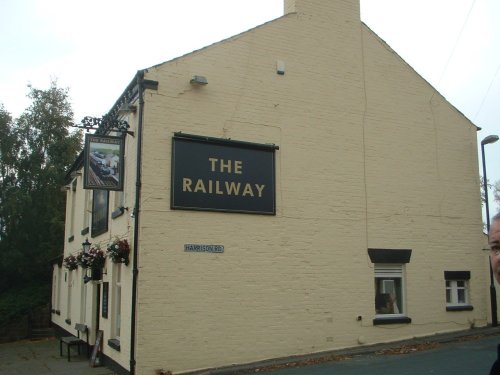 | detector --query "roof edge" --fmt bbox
[147,13,292,71]
[361,21,480,132]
